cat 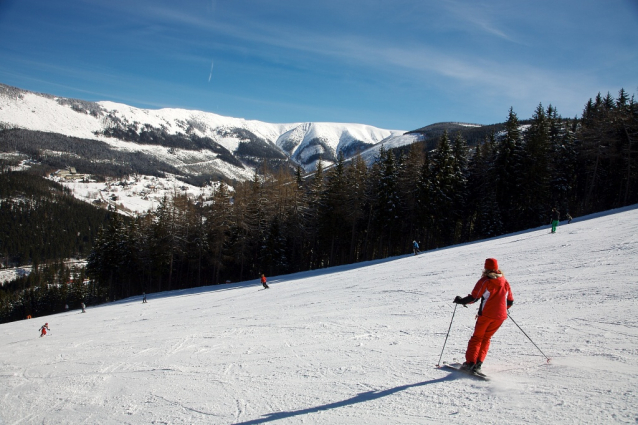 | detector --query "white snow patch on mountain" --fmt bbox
[360,133,421,165]
[50,173,223,216]
[1,205,637,424]
[277,122,405,170]
[0,92,102,140]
